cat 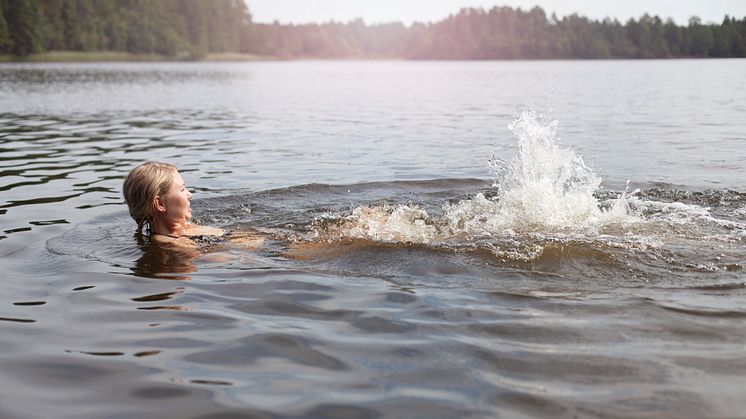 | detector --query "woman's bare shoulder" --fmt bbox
[183,223,225,237]
[151,233,197,248]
